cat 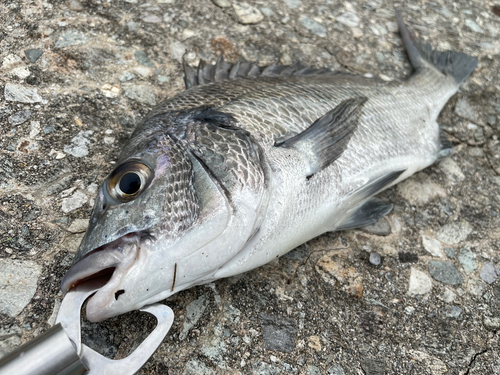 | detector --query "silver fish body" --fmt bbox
[61,15,477,322]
